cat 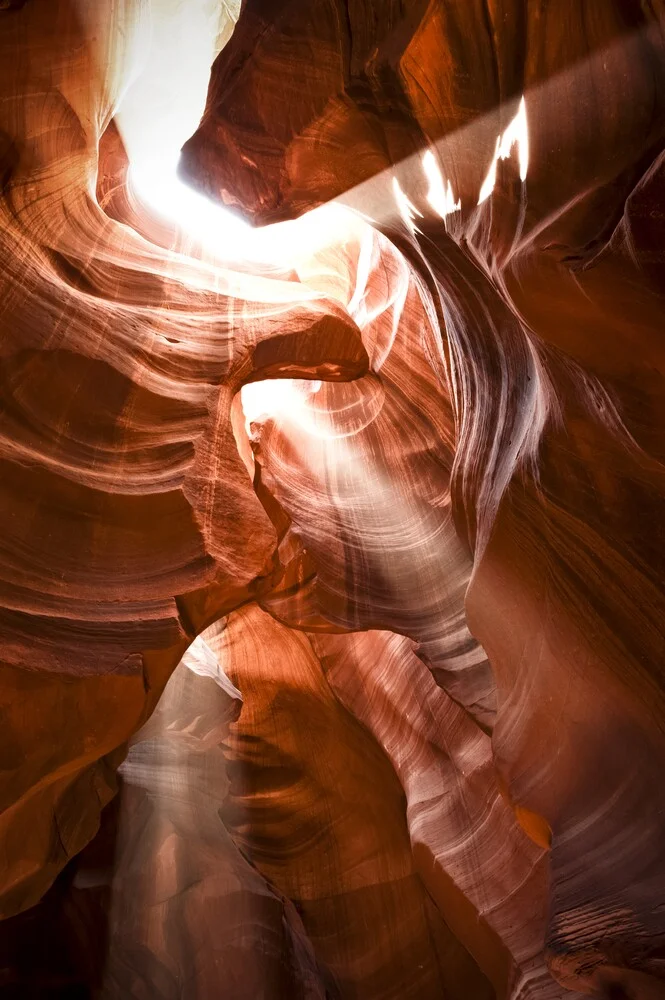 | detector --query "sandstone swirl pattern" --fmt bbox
[0,1,664,999]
